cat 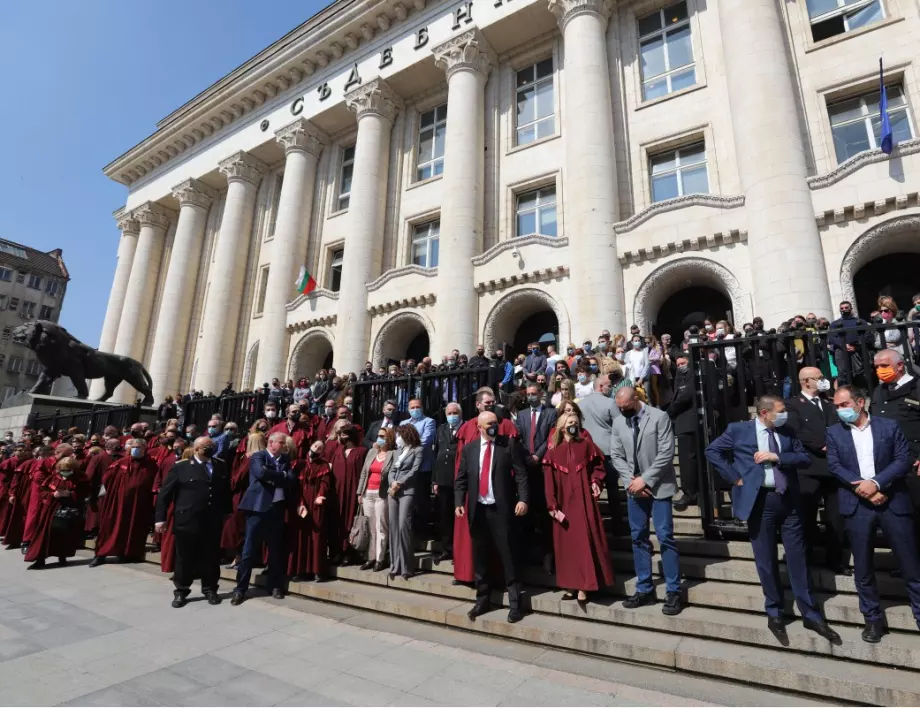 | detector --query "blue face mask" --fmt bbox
[376,437,386,447]
[837,407,860,425]
[208,426,219,435]
[446,414,461,426]
[130,447,143,458]
[409,408,423,420]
